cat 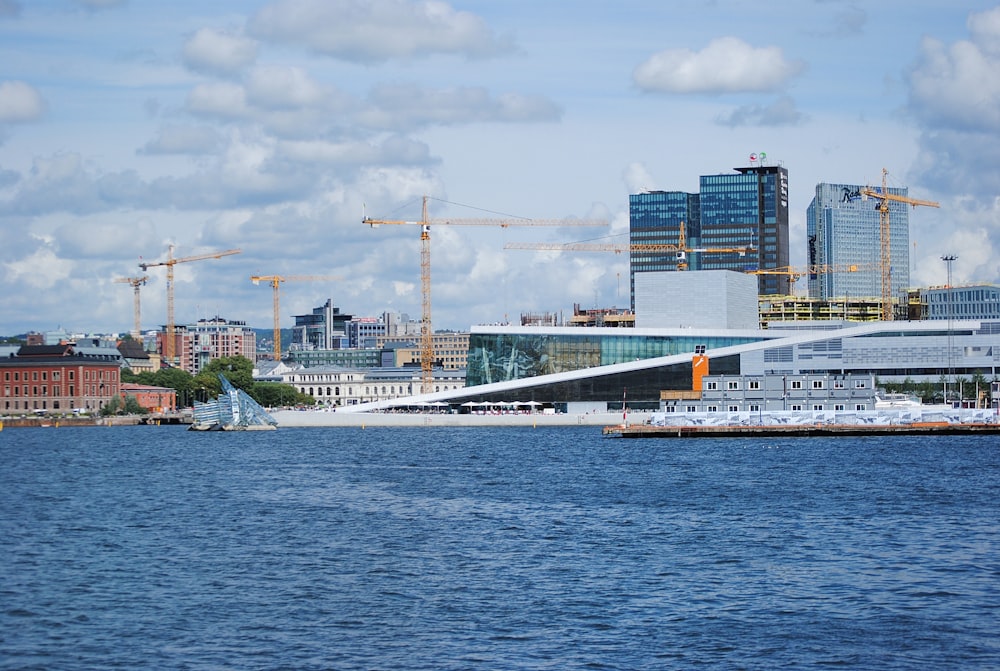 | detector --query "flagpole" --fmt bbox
[622,387,628,428]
